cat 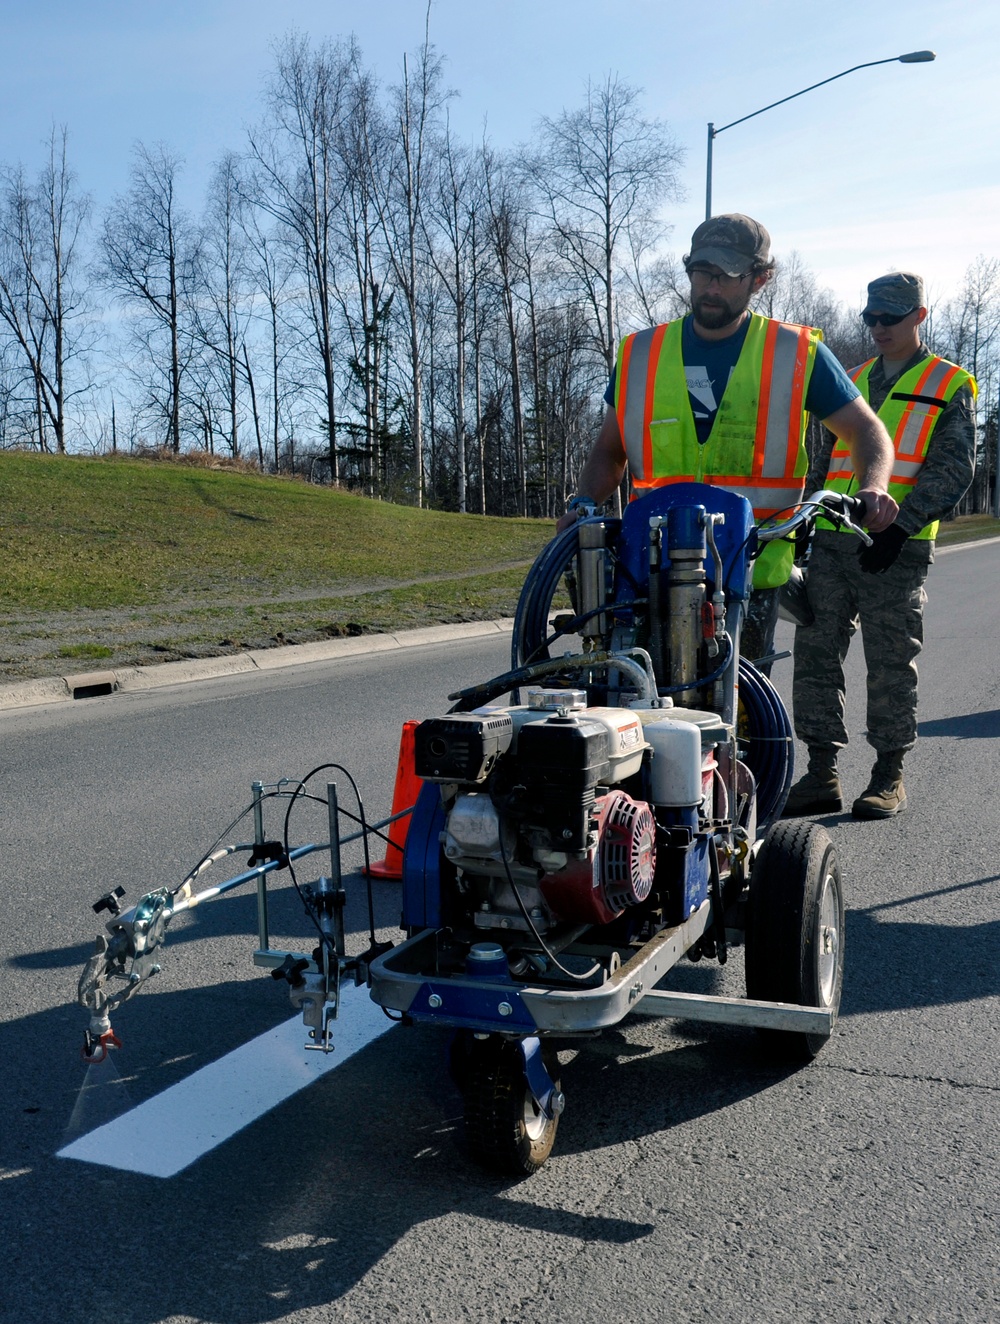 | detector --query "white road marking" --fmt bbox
[57,984,395,1178]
